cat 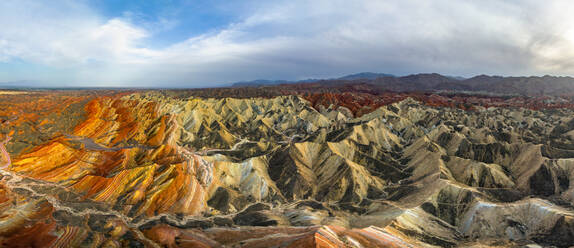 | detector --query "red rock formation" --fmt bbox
[142,225,413,247]
[11,97,213,217]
